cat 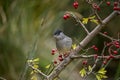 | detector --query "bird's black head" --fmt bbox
[54,30,62,35]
